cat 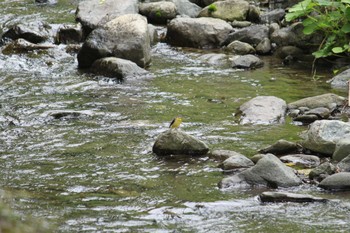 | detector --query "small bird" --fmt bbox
[169,116,182,129]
